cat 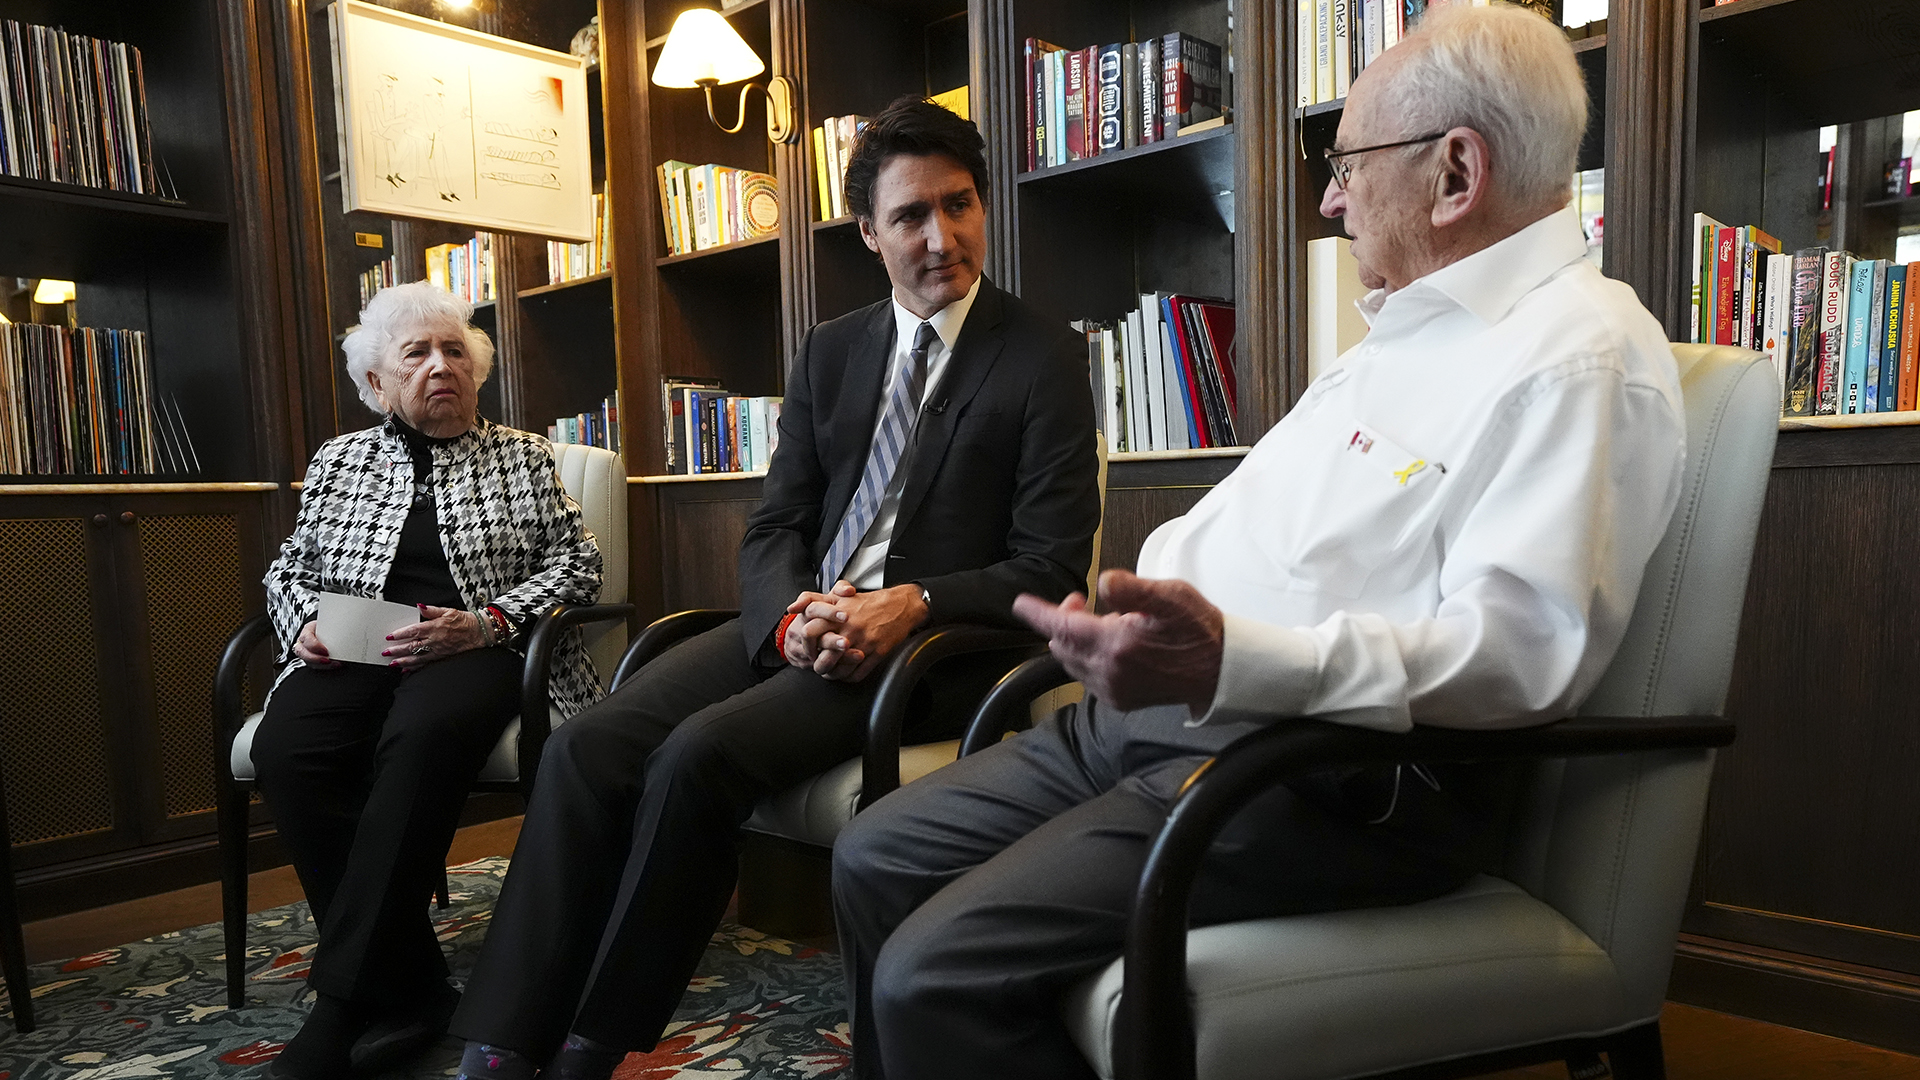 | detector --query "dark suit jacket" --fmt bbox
[738,278,1100,658]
